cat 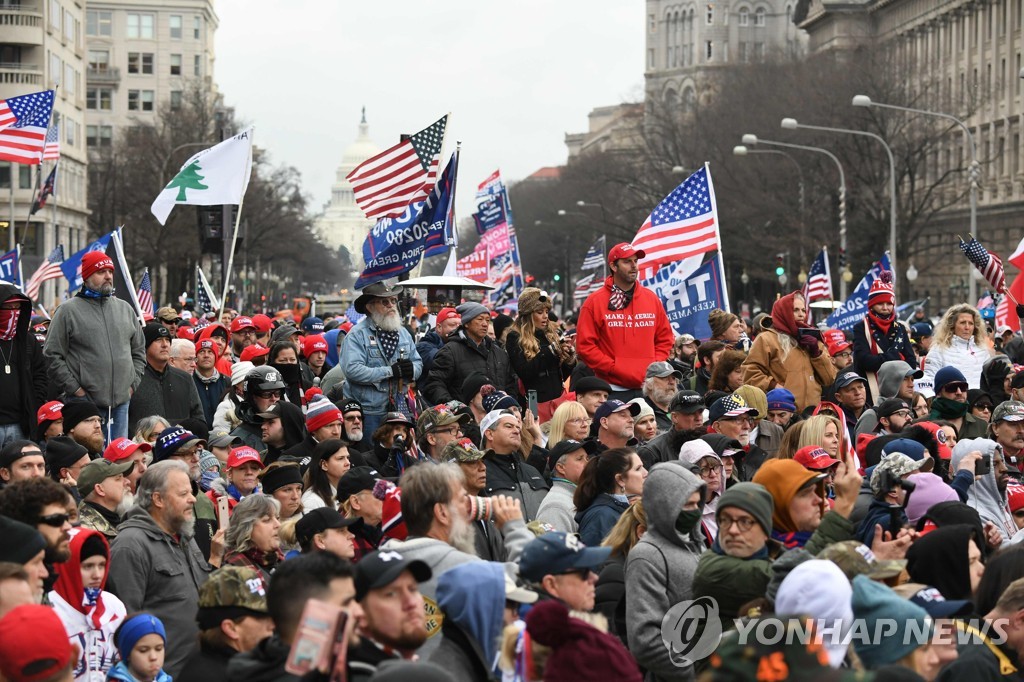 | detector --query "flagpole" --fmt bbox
[19,164,43,247]
[15,243,23,290]
[704,162,731,313]
[219,194,245,313]
[442,142,461,279]
[111,228,146,326]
